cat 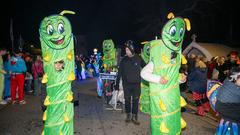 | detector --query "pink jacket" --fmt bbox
[31,60,44,79]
